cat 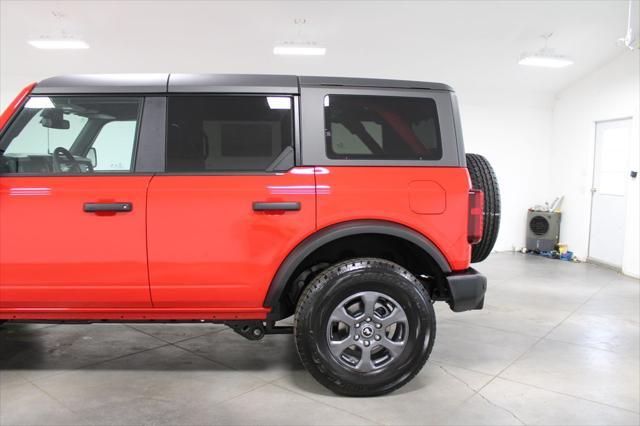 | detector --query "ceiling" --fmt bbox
[0,0,635,109]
